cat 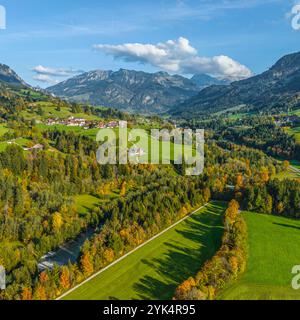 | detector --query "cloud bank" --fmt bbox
[32,65,83,85]
[33,74,60,85]
[94,37,253,80]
